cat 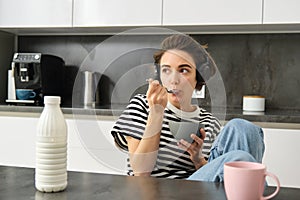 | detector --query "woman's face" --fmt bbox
[160,49,197,109]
